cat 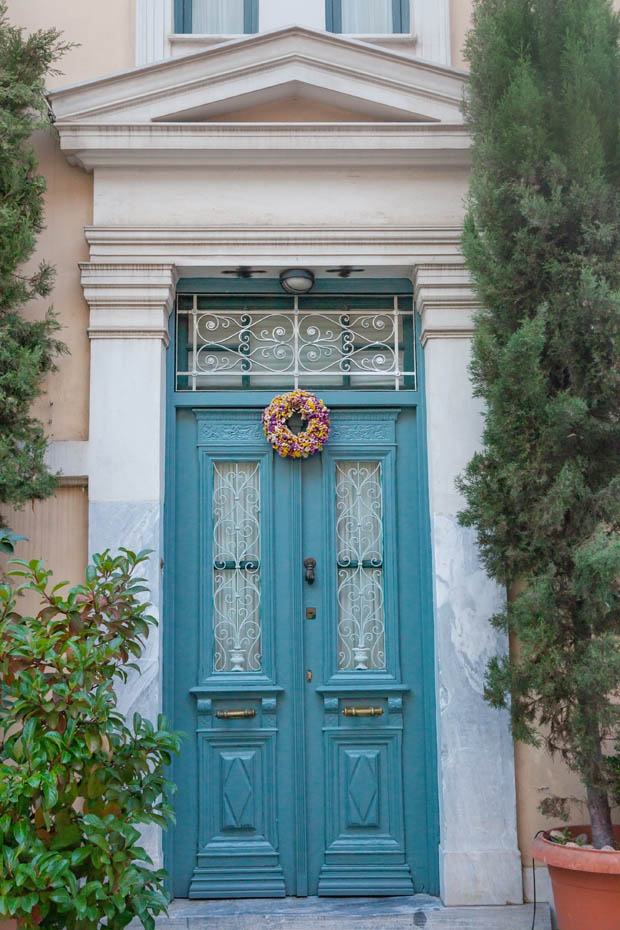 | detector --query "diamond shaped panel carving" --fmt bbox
[346,749,379,827]
[221,751,255,830]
